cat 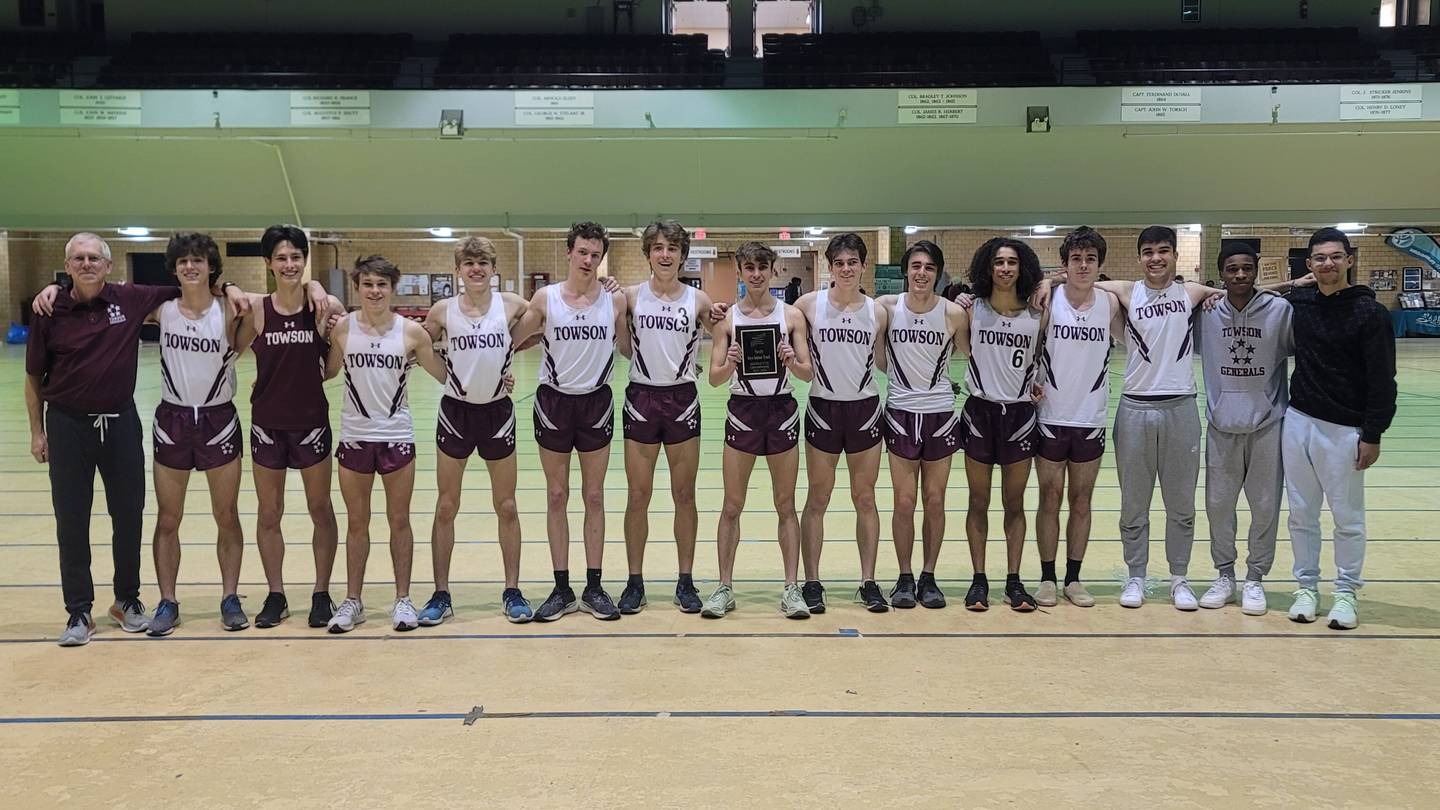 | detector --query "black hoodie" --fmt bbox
[1286,284,1396,443]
